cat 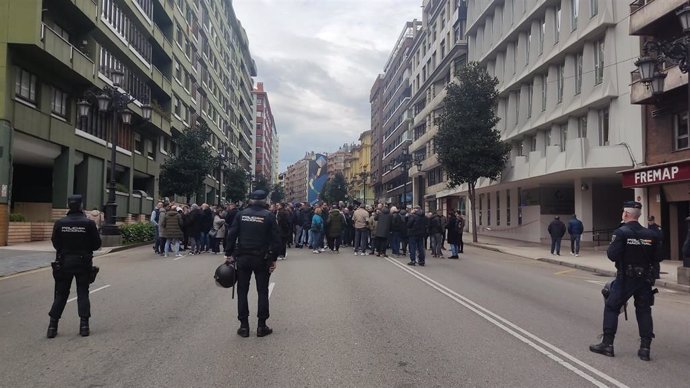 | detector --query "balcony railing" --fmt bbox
[630,0,656,15]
